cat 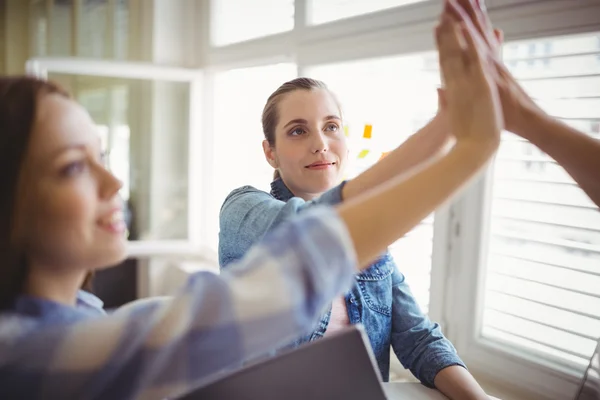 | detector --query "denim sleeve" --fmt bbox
[390,268,466,388]
[219,183,346,268]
